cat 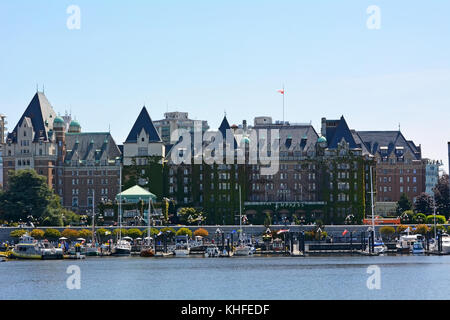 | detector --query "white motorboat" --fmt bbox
[174,235,190,256]
[396,233,419,253]
[441,234,450,254]
[234,244,251,256]
[205,245,220,257]
[10,234,63,260]
[373,240,387,254]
